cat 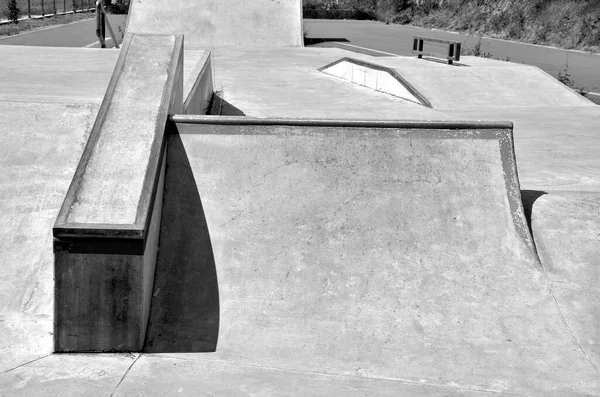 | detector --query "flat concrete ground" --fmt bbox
[211,47,600,191]
[1,43,600,396]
